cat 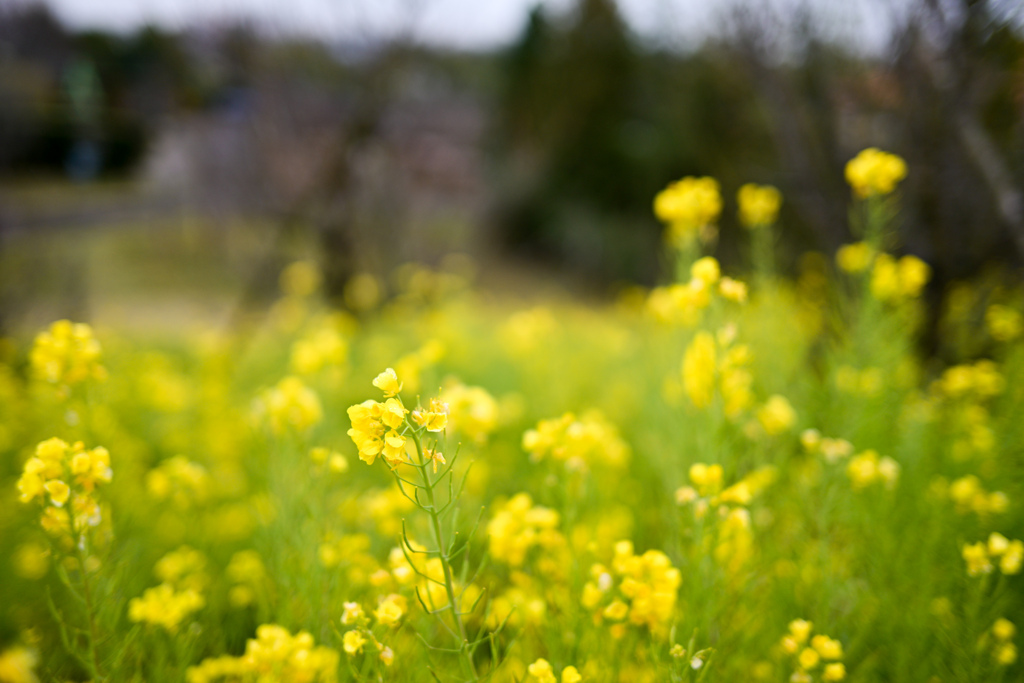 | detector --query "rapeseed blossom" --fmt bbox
[654,176,722,246]
[29,319,105,390]
[522,411,629,469]
[781,621,845,681]
[0,646,38,683]
[128,583,205,632]
[737,183,782,228]
[17,438,112,538]
[258,376,323,433]
[487,493,562,567]
[187,624,339,683]
[845,147,907,197]
[581,540,681,636]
